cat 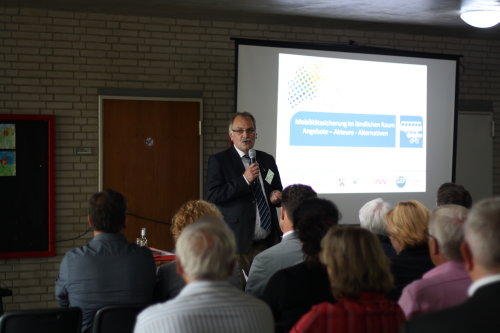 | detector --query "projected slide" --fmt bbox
[276,53,427,194]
